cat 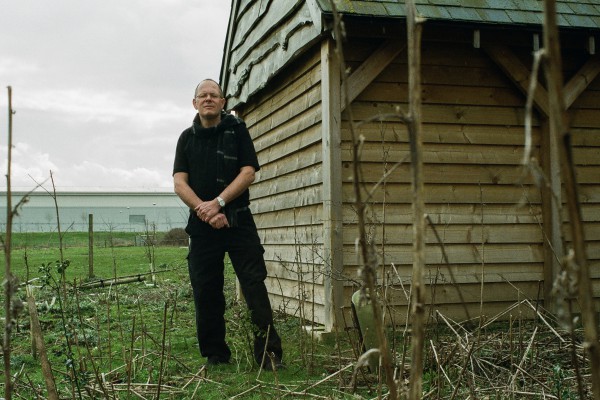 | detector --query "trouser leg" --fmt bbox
[188,236,231,361]
[228,217,283,364]
[241,278,283,364]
